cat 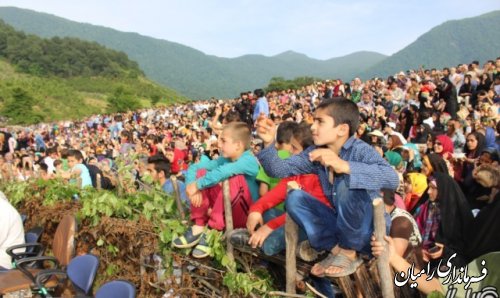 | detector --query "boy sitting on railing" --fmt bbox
[231,122,332,259]
[256,98,399,278]
[173,122,259,258]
